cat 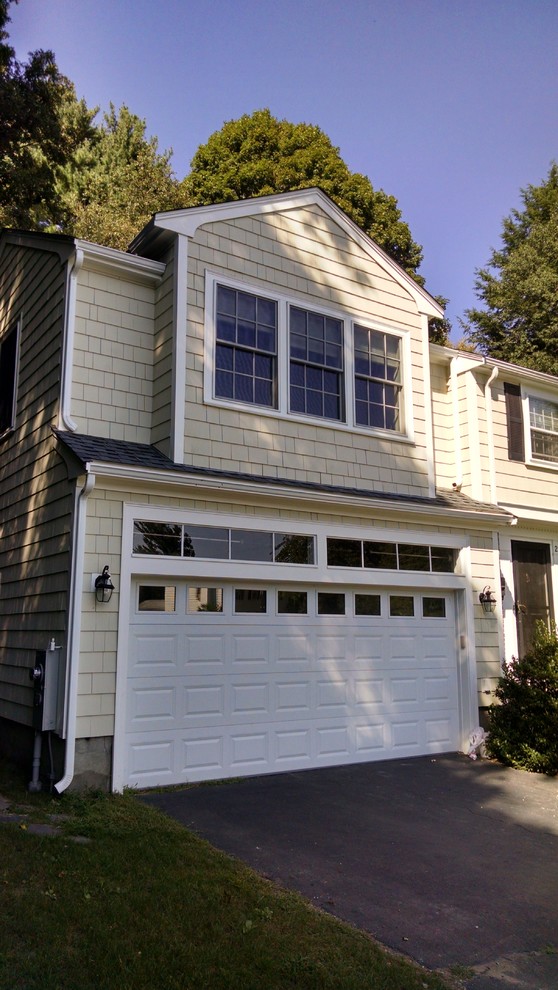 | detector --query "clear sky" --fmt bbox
[8,0,558,340]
